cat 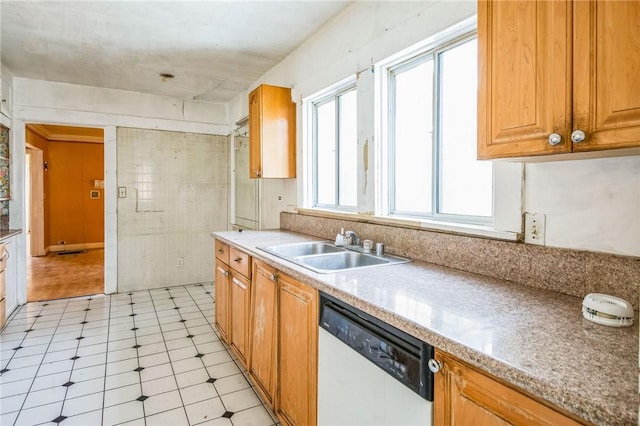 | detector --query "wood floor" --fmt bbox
[27,248,104,302]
